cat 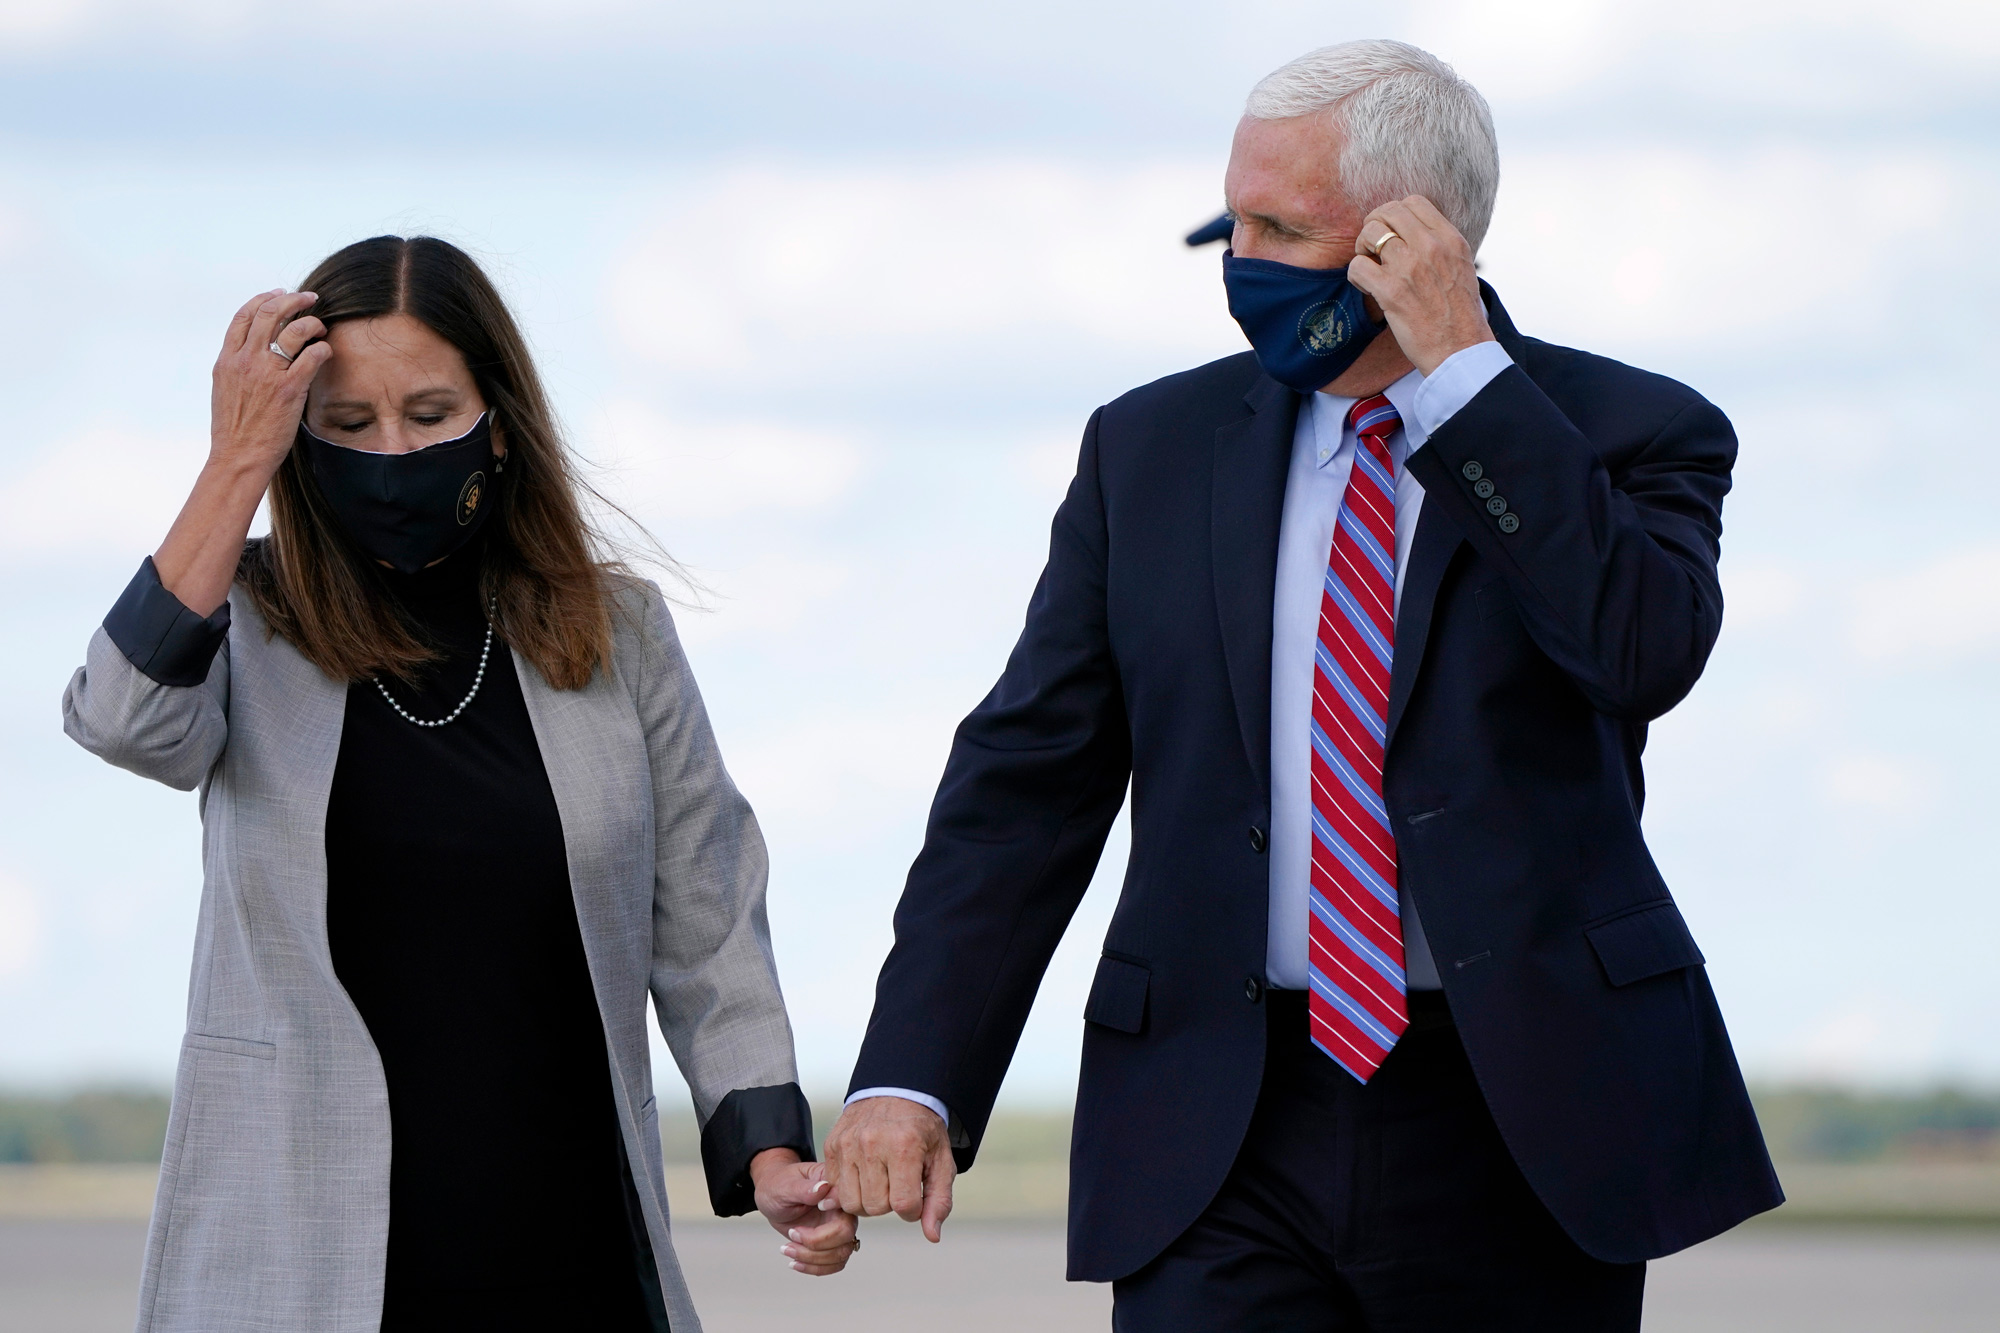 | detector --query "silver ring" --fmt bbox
[268,341,295,364]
